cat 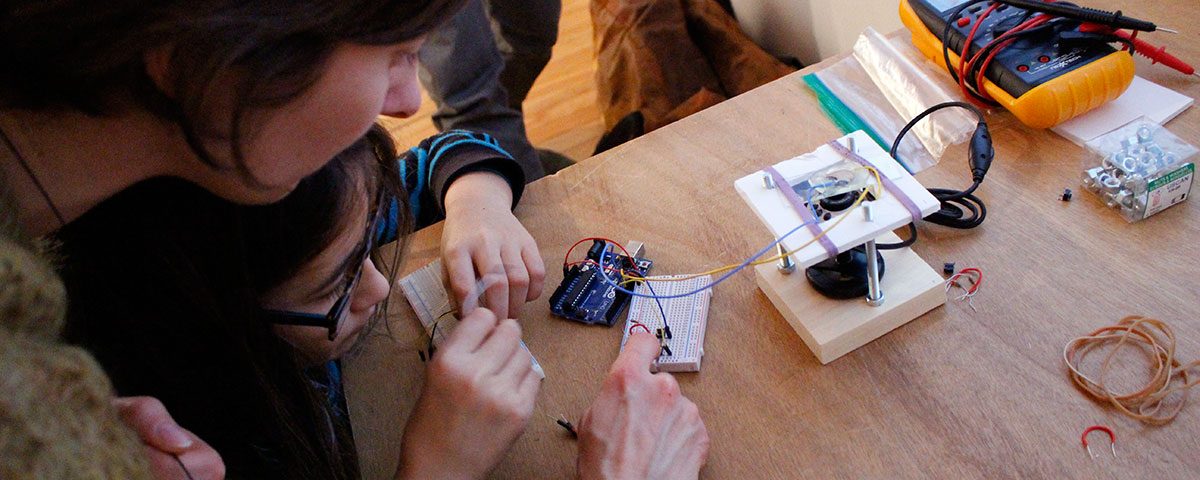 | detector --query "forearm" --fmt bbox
[444,170,514,217]
[396,130,525,229]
